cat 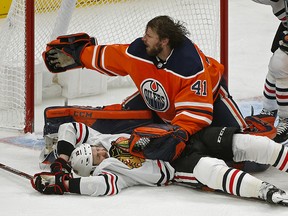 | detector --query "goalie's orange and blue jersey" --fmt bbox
[81,37,224,135]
